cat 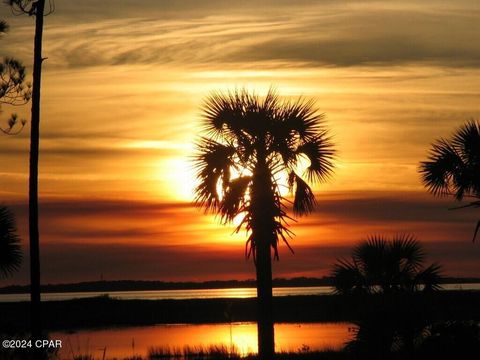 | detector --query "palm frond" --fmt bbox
[420,121,480,201]
[268,129,297,168]
[0,205,22,278]
[220,176,251,222]
[200,92,240,139]
[297,133,335,183]
[389,234,425,272]
[451,121,480,198]
[193,138,235,212]
[245,232,256,261]
[334,234,440,295]
[331,259,366,295]
[268,97,321,165]
[288,171,316,216]
[201,89,274,141]
[276,225,295,257]
[421,120,480,243]
[273,190,296,259]
[238,88,276,138]
[451,120,480,164]
[353,235,387,278]
[473,220,480,243]
[413,263,443,292]
[420,138,461,197]
[279,98,323,141]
